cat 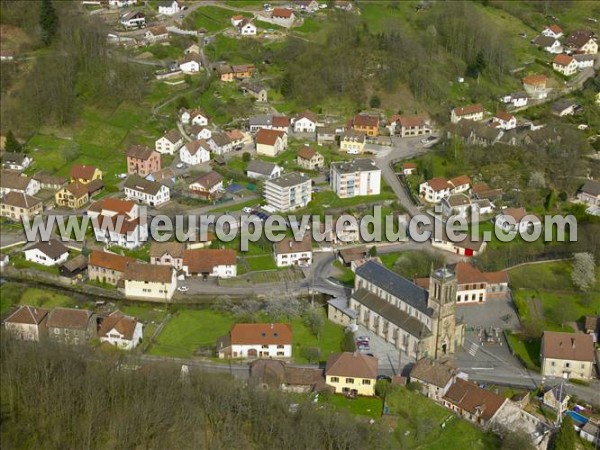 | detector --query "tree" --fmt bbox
[305,308,324,341]
[500,429,535,450]
[177,96,190,110]
[302,346,321,363]
[368,246,377,257]
[571,252,595,291]
[553,415,576,450]
[341,331,356,352]
[242,152,251,162]
[39,0,59,46]
[369,95,381,108]
[4,130,21,152]
[280,72,294,98]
